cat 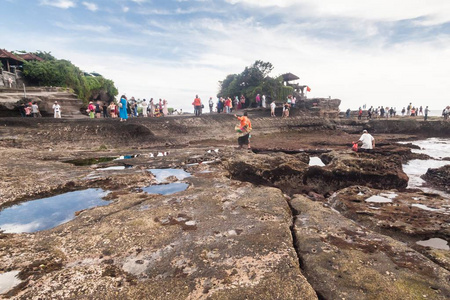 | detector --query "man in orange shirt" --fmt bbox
[192,95,202,116]
[234,112,252,149]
